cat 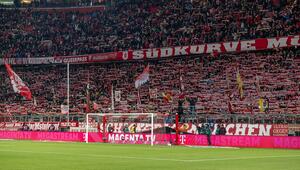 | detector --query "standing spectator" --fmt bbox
[219,124,227,135]
[107,124,114,133]
[215,124,221,135]
[130,124,137,133]
[205,124,212,146]
[123,124,129,133]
